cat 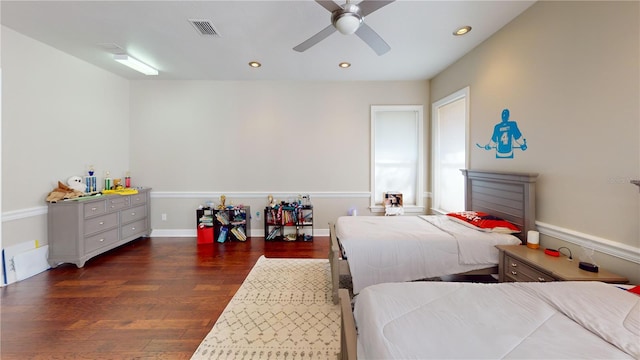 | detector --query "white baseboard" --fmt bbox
[535,221,640,264]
